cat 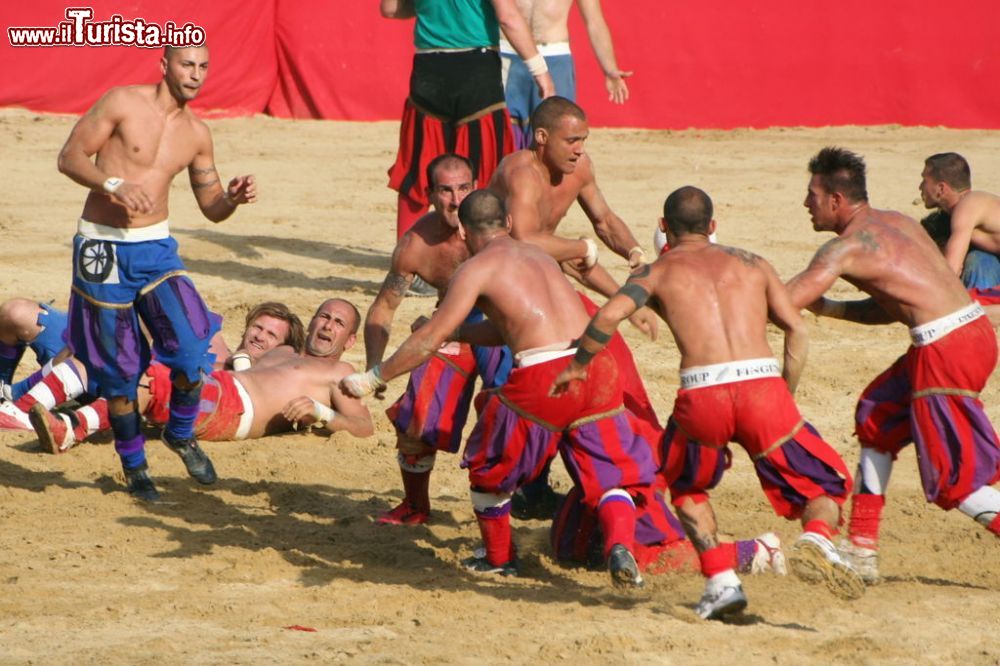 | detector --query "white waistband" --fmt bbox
[77,218,170,242]
[514,342,575,368]
[499,39,571,57]
[233,376,254,441]
[679,358,781,390]
[909,303,984,346]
